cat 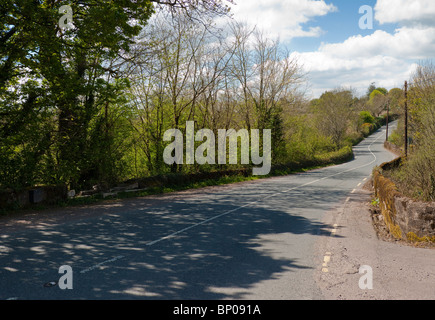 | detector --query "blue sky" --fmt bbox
[292,0,392,51]
[228,0,435,98]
